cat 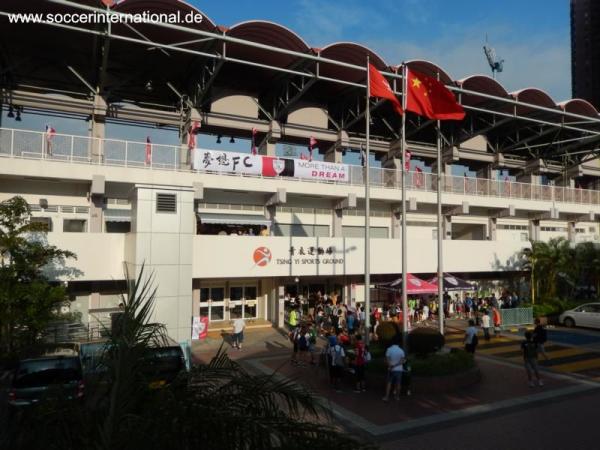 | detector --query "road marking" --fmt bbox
[446,336,514,346]
[552,358,600,373]
[478,345,521,355]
